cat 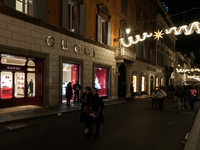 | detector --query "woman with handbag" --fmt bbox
[91,87,104,138]
[79,86,92,136]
